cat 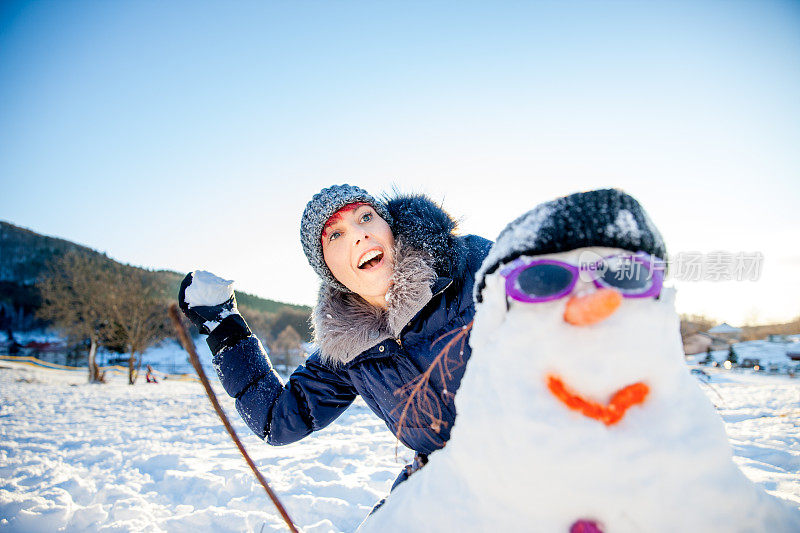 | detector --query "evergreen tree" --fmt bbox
[703,346,715,366]
[726,345,738,366]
